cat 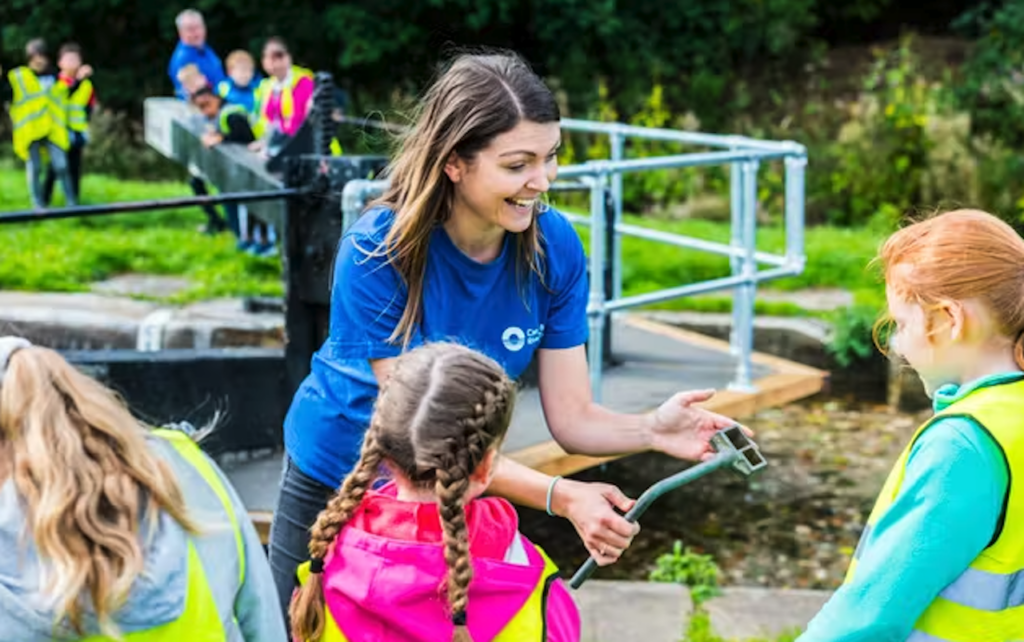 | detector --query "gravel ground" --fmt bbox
[519,396,932,589]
